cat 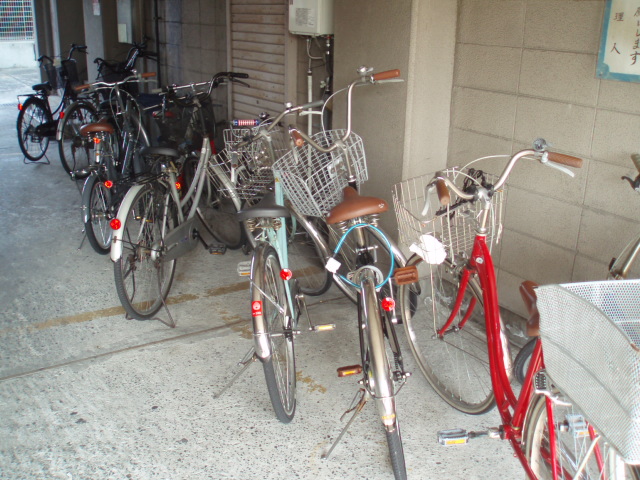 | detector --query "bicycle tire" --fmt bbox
[524,394,640,479]
[399,253,495,414]
[359,277,407,480]
[17,97,51,161]
[58,100,98,178]
[184,156,246,249]
[286,215,332,296]
[513,338,536,385]
[251,243,296,423]
[83,174,113,255]
[114,185,177,320]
